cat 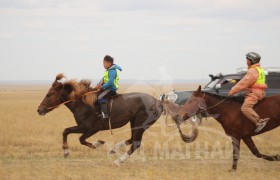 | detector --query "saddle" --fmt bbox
[103,94,120,135]
[107,94,120,117]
